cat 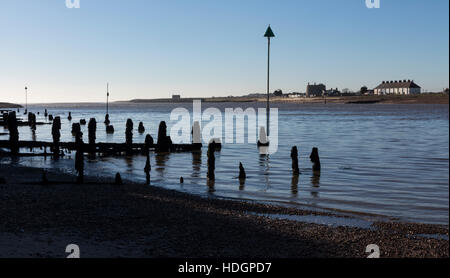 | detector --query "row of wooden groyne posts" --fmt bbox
[0,110,321,186]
